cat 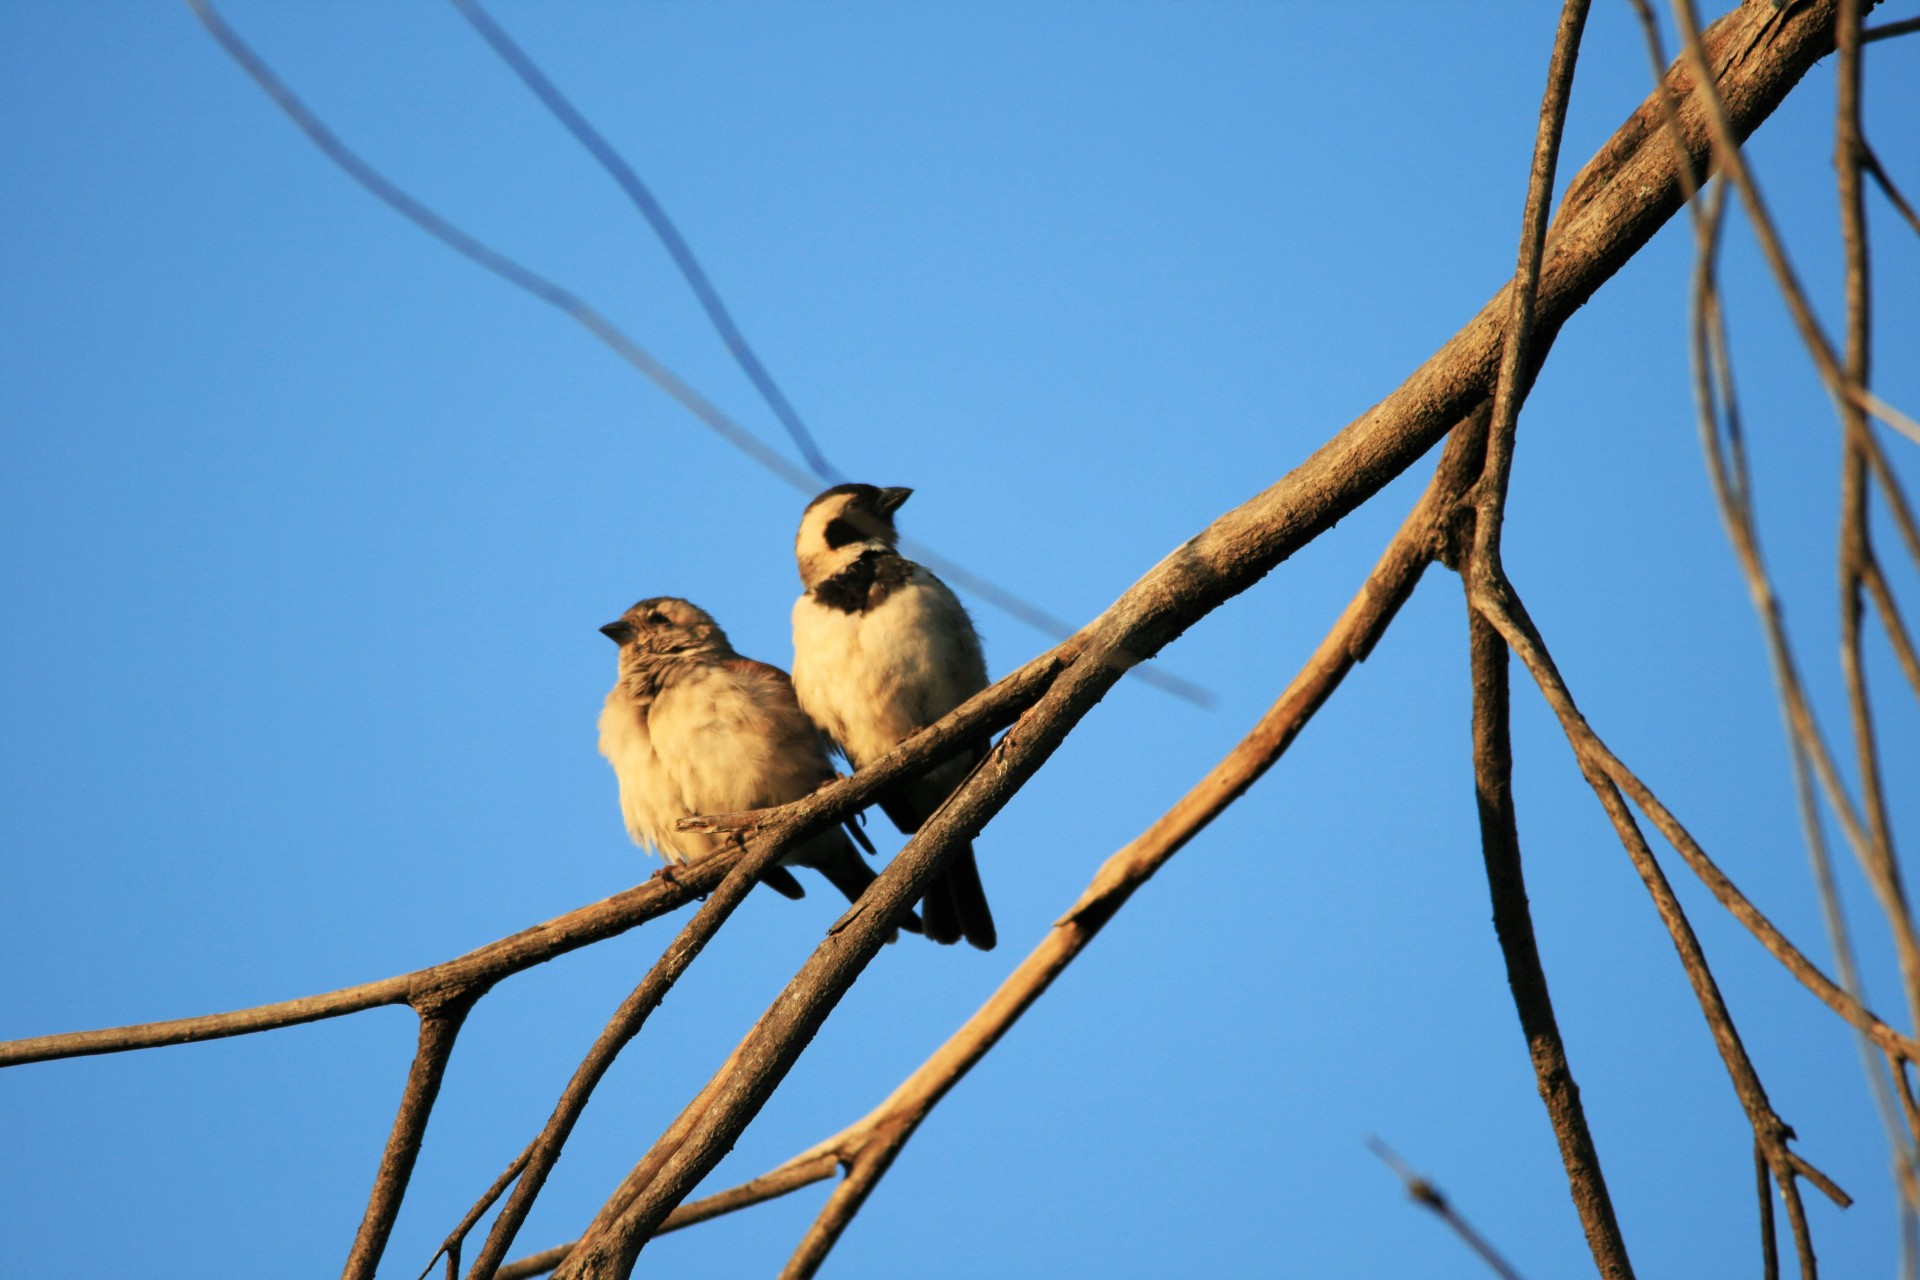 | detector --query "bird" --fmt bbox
[597,595,914,931]
[790,484,997,950]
